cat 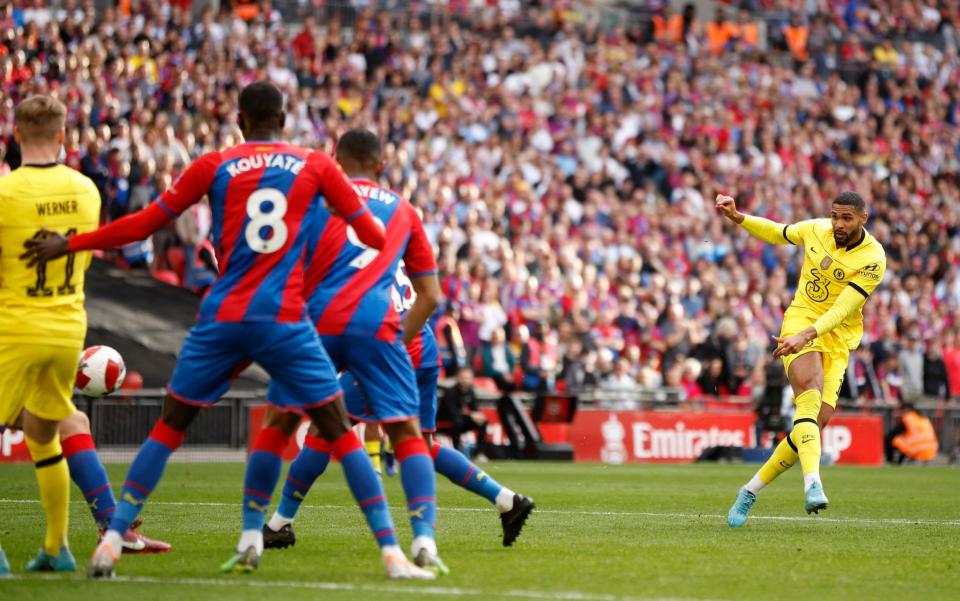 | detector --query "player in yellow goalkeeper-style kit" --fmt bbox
[0,95,100,572]
[716,192,886,525]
